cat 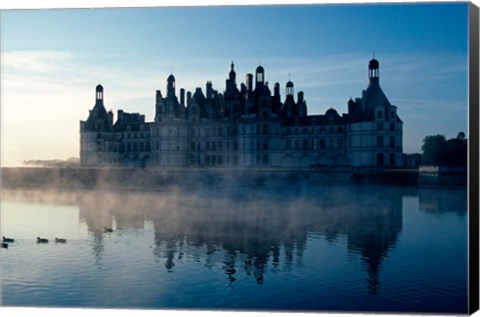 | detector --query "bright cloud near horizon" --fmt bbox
[0,3,469,167]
